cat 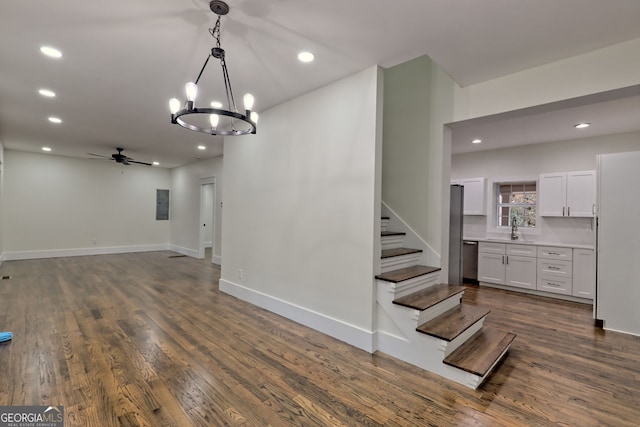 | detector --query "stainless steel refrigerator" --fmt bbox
[449,184,464,285]
[596,151,640,335]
